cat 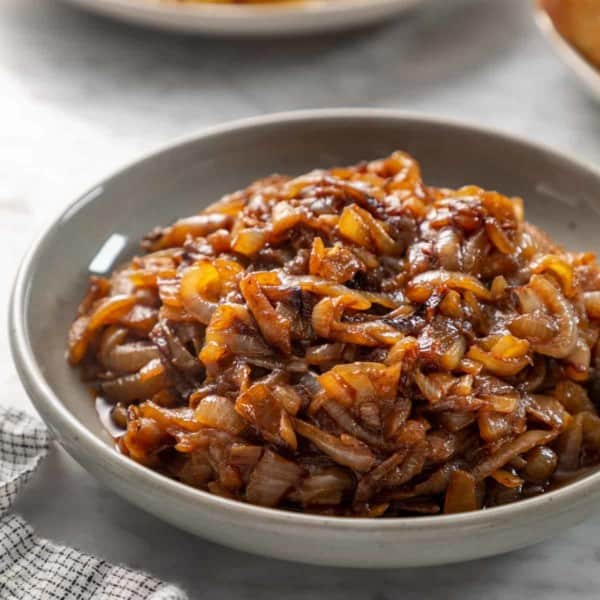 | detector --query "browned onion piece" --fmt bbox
[319,362,401,407]
[291,467,354,506]
[485,218,516,255]
[101,359,170,405]
[556,413,584,471]
[138,401,199,433]
[435,228,462,271]
[527,395,571,430]
[322,401,384,449]
[309,238,364,284]
[553,380,595,414]
[280,274,397,310]
[246,450,303,507]
[88,295,137,332]
[531,254,574,297]
[98,326,127,365]
[523,446,558,483]
[444,470,479,513]
[581,411,600,449]
[384,442,427,487]
[462,230,489,275]
[406,270,492,302]
[294,419,376,473]
[199,303,273,376]
[411,461,465,497]
[466,345,530,377]
[67,316,91,365]
[195,395,246,435]
[584,291,600,320]
[478,412,513,442]
[228,444,262,483]
[354,448,410,502]
[564,337,591,374]
[305,343,345,367]
[144,214,232,251]
[235,382,288,447]
[232,228,268,257]
[120,416,171,463]
[68,296,137,364]
[508,314,556,344]
[472,430,557,481]
[102,342,161,374]
[151,322,202,375]
[240,274,292,354]
[413,369,444,404]
[490,469,523,489]
[312,296,403,346]
[180,263,219,325]
[526,275,578,358]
